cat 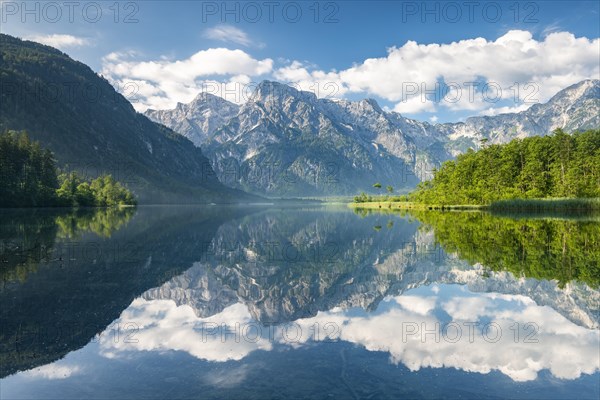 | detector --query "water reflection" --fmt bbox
[55,207,136,239]
[1,208,135,283]
[1,206,598,399]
